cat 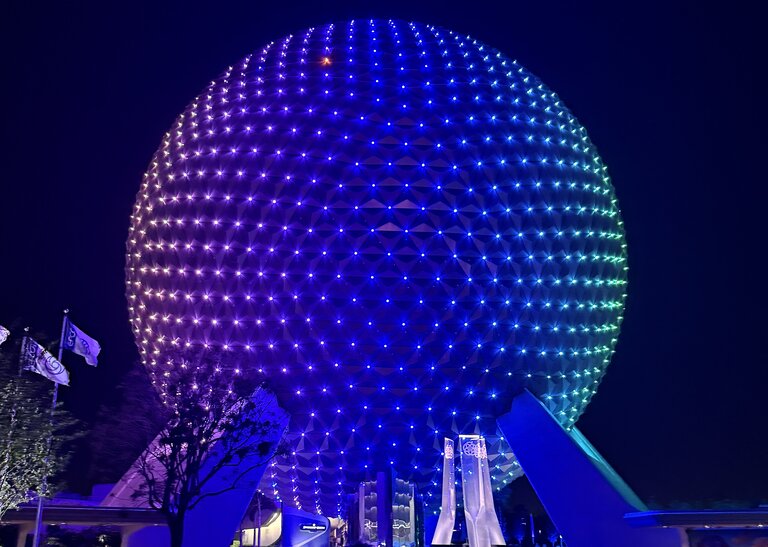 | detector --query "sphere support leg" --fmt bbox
[496,390,682,547]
